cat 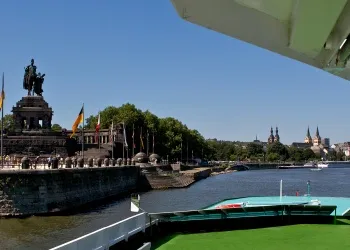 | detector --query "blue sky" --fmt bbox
[0,0,349,144]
